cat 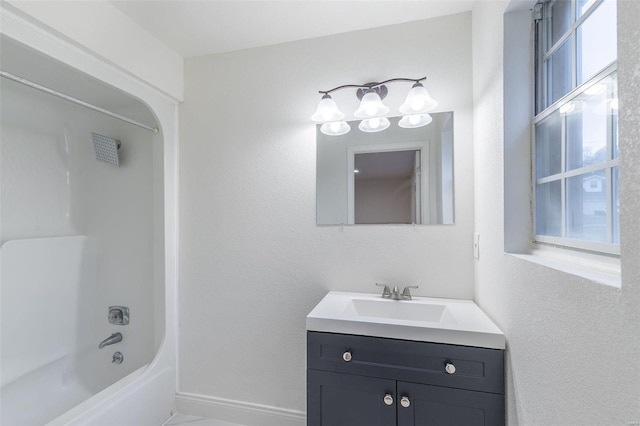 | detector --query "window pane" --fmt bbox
[566,170,607,242]
[565,75,615,170]
[612,167,619,243]
[536,111,562,178]
[545,39,572,106]
[550,0,572,48]
[611,74,619,159]
[577,0,598,19]
[536,180,562,237]
[577,0,617,84]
